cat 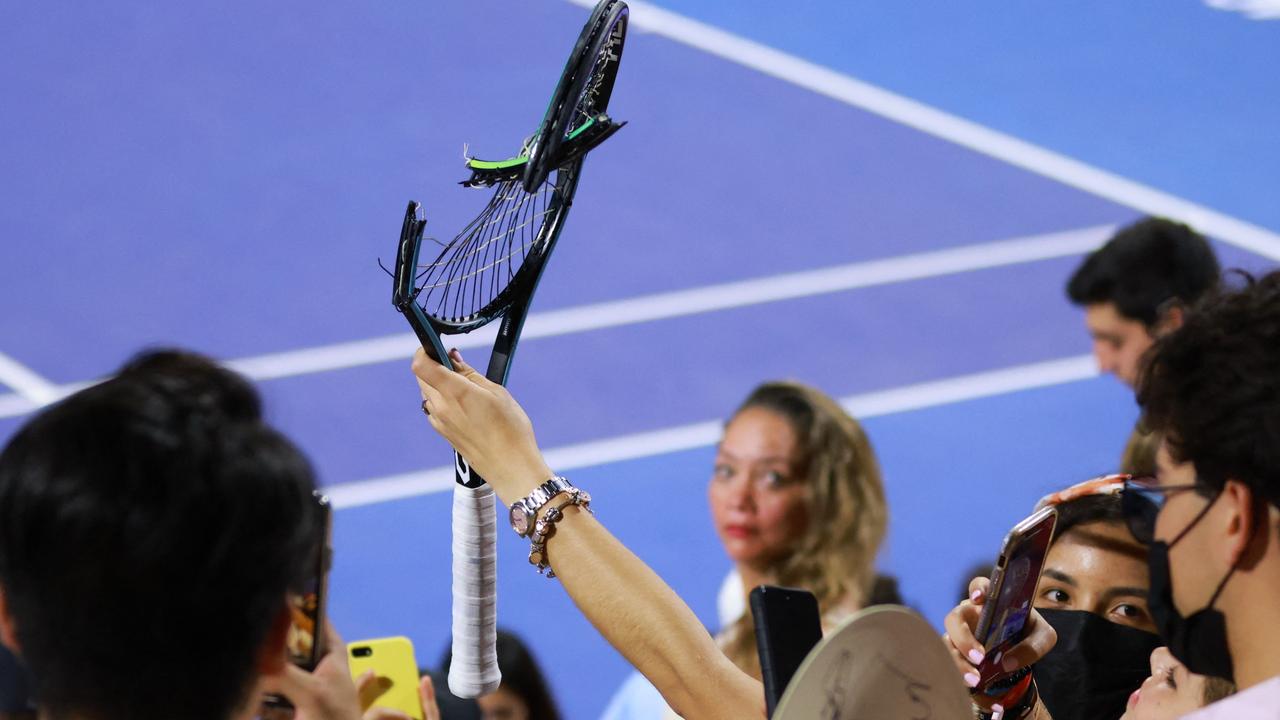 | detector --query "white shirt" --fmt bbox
[1182,675,1280,719]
